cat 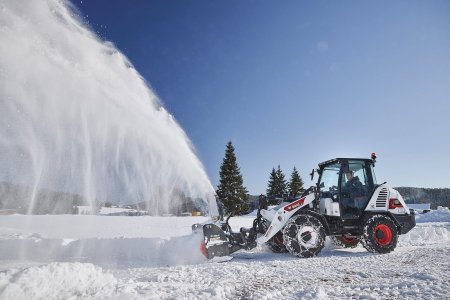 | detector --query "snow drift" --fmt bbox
[399,207,450,246]
[0,215,208,267]
[0,209,449,299]
[0,263,117,300]
[415,206,450,223]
